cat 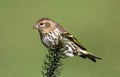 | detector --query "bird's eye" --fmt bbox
[40,23,44,25]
